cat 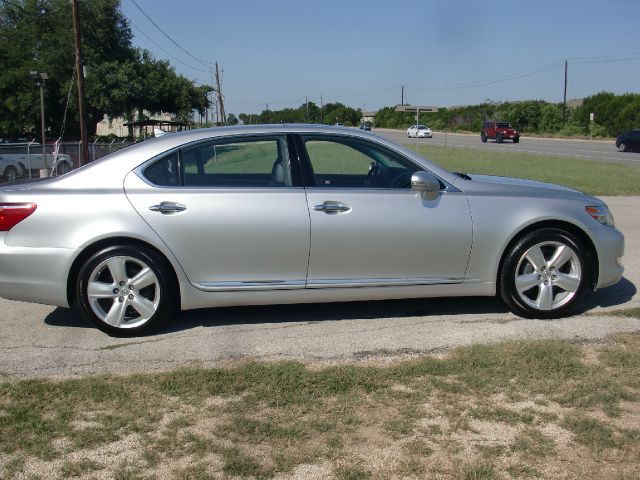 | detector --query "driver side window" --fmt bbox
[302,137,417,188]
